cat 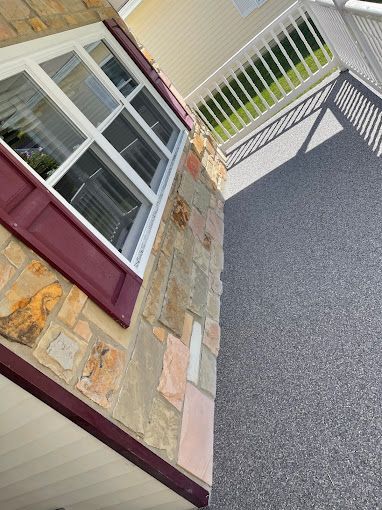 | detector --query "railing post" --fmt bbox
[334,0,382,84]
[302,0,347,71]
